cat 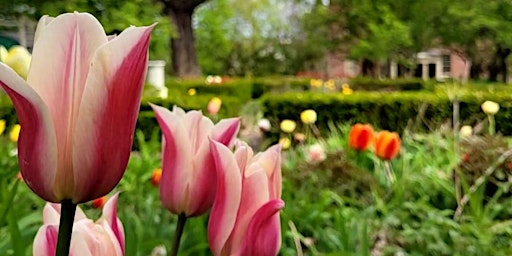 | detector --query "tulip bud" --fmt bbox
[187,88,196,96]
[207,97,222,115]
[279,137,291,149]
[257,118,271,132]
[0,119,5,136]
[300,109,317,124]
[280,119,296,133]
[151,168,162,186]
[374,131,401,160]
[9,124,20,142]
[460,125,473,137]
[348,123,374,151]
[481,100,499,115]
[307,143,326,163]
[92,196,107,209]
